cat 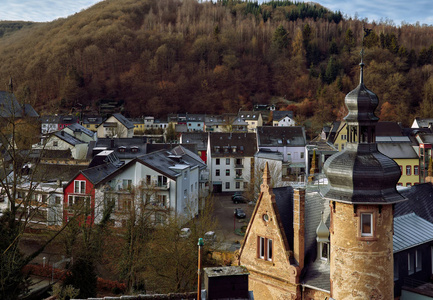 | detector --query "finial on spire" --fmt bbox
[262,162,271,186]
[8,76,13,93]
[359,48,365,84]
